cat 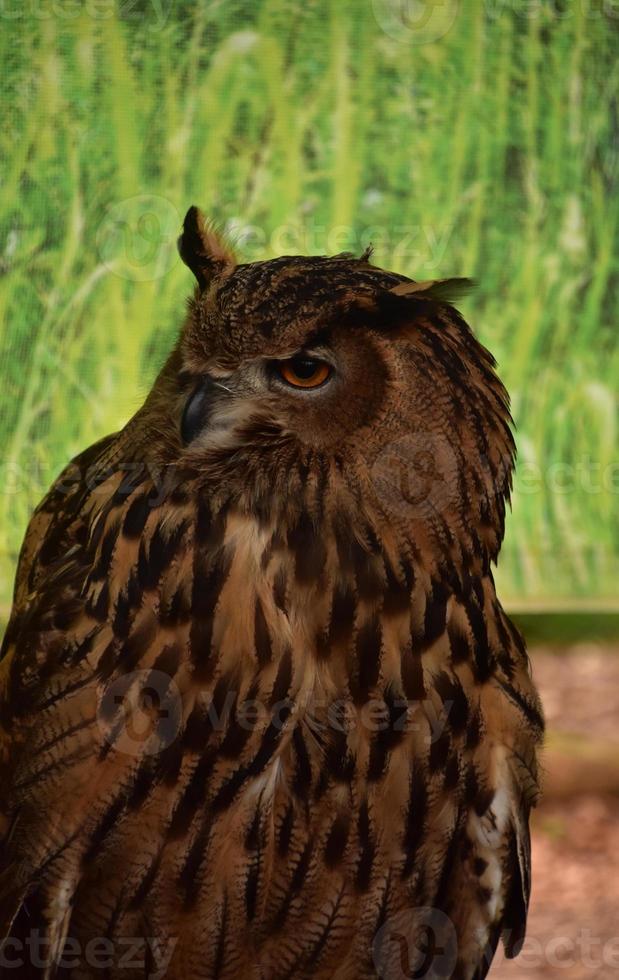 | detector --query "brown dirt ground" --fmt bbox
[491,646,619,979]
